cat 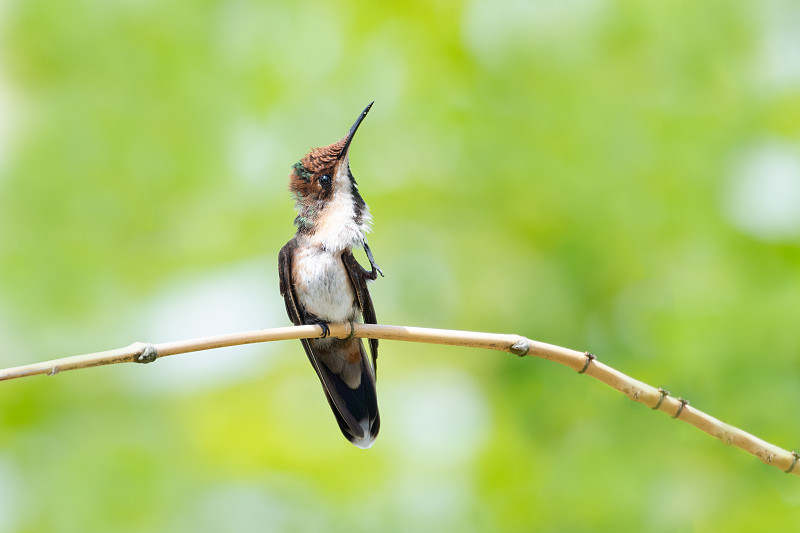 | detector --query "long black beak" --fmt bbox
[339,101,373,160]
